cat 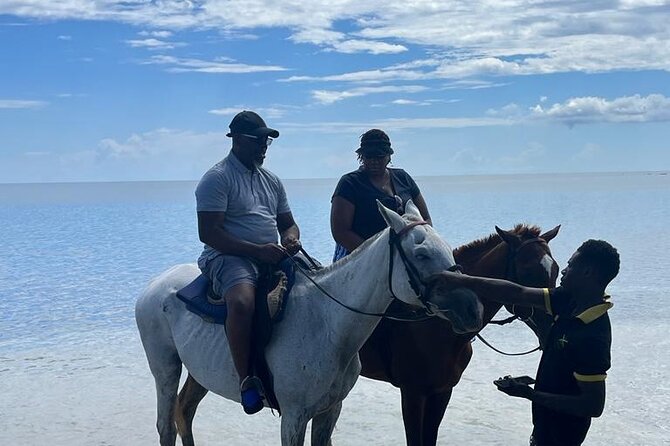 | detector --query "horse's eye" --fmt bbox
[415,254,429,261]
